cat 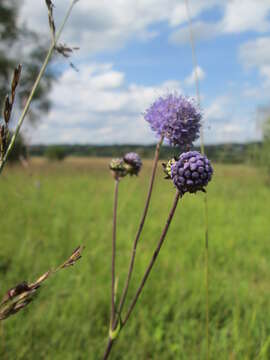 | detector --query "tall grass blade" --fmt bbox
[0,0,77,176]
[185,0,210,358]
